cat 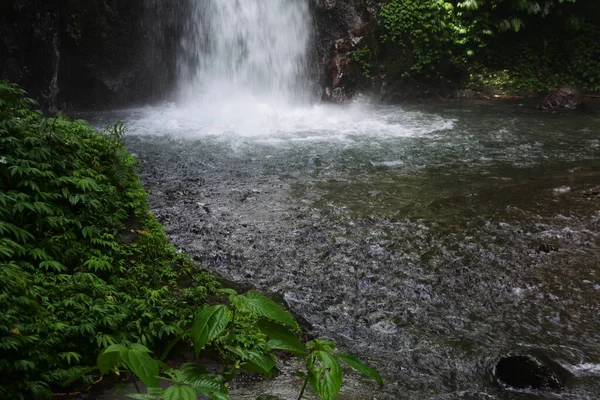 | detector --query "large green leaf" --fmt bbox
[307,351,343,400]
[242,352,277,376]
[206,389,230,400]
[258,320,307,356]
[245,291,298,329]
[121,349,159,388]
[162,385,197,400]
[97,350,121,374]
[336,354,383,385]
[191,305,231,356]
[130,343,153,353]
[102,343,129,354]
[178,363,210,382]
[224,346,276,376]
[306,338,335,353]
